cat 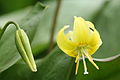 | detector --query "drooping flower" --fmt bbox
[57,16,102,74]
